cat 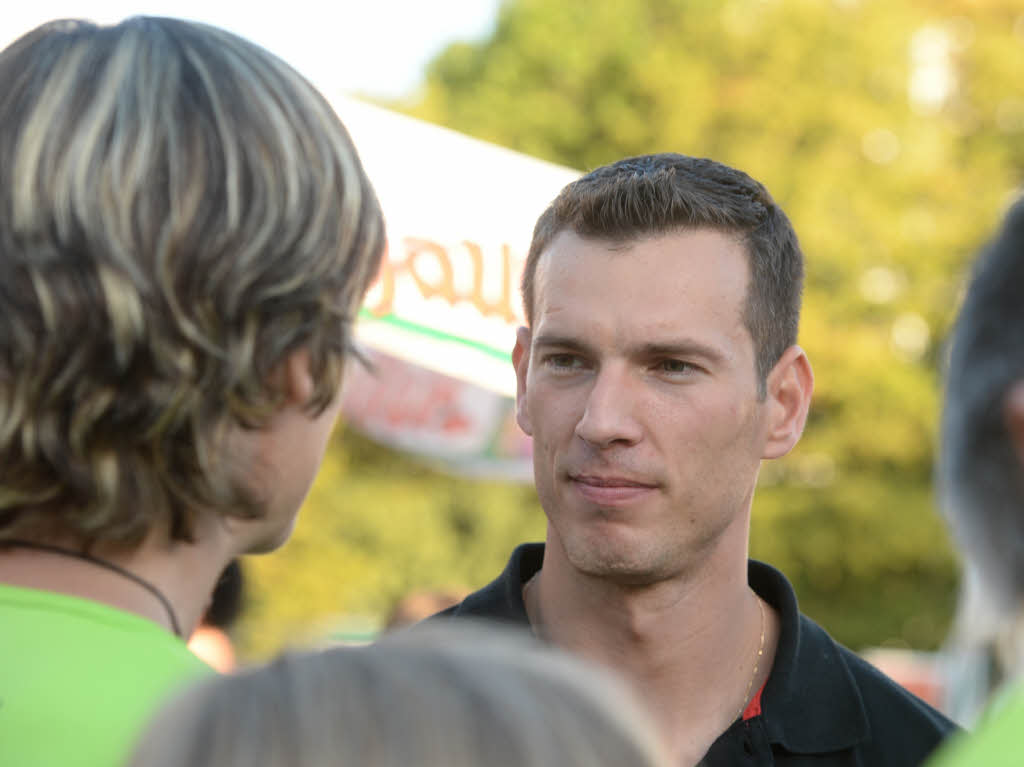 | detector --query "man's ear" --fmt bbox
[280,347,316,408]
[1005,381,1024,470]
[762,345,814,460]
[512,326,533,437]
